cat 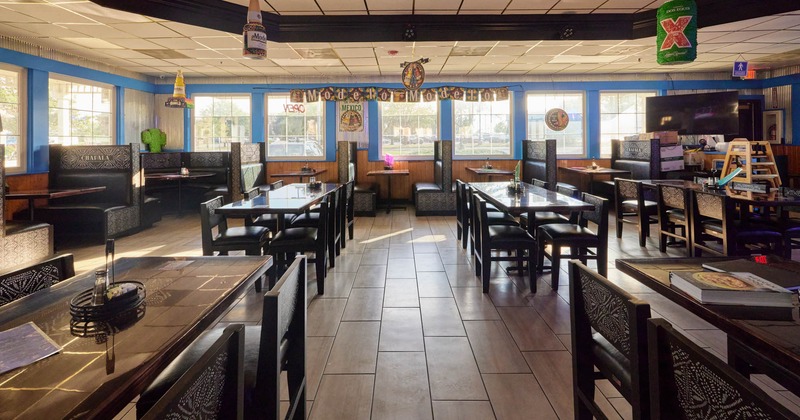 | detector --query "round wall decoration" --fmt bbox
[545,108,570,131]
[401,59,428,90]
